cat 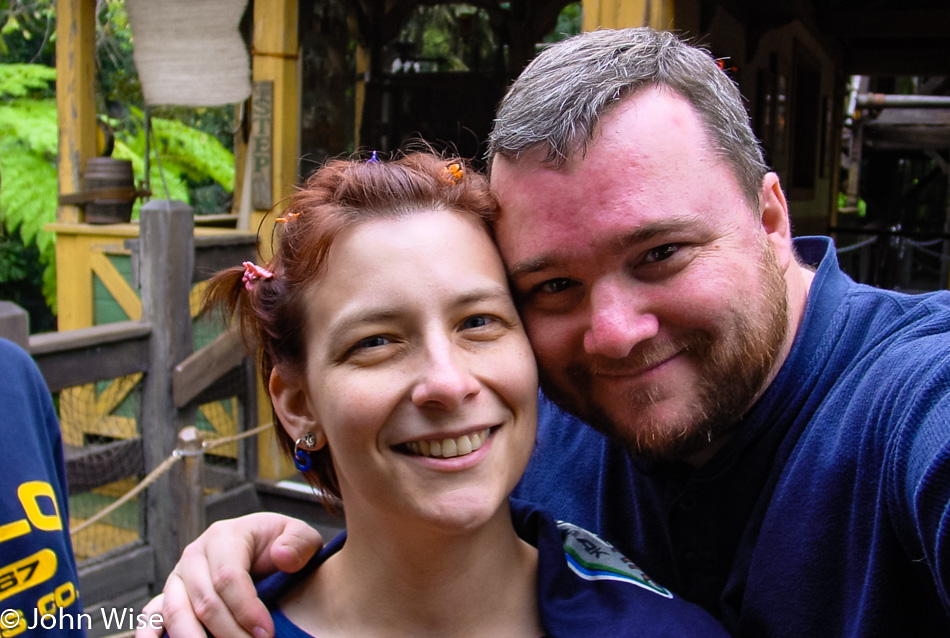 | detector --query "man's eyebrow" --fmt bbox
[507,219,700,281]
[507,256,556,281]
